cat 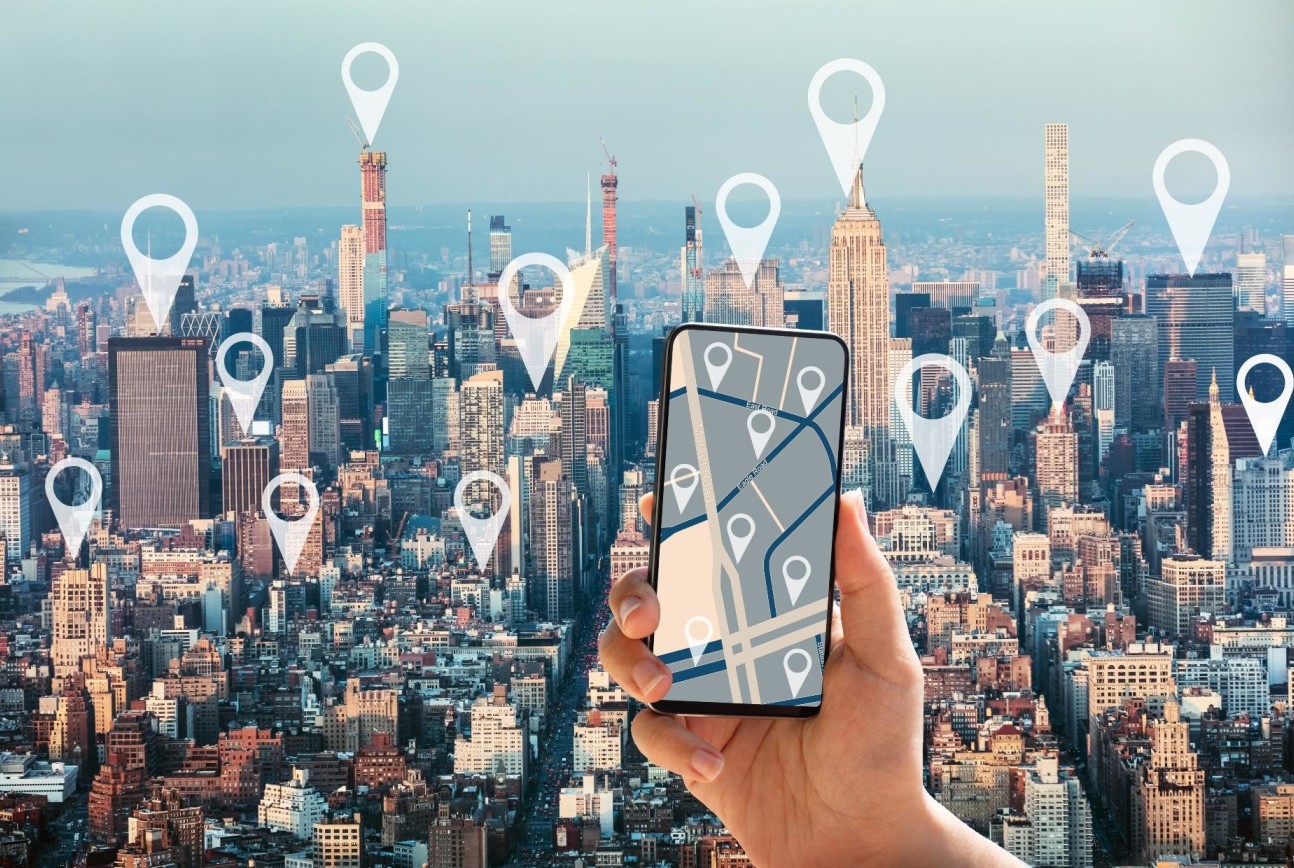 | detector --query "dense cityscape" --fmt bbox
[0,25,1292,867]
